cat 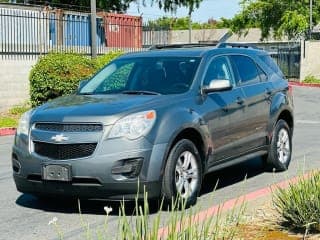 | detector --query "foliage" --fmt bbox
[29,51,123,107]
[229,0,320,40]
[304,75,320,84]
[23,0,203,14]
[0,103,31,128]
[95,50,123,69]
[9,102,31,116]
[273,172,320,233]
[0,117,17,128]
[147,16,228,30]
[49,192,246,240]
